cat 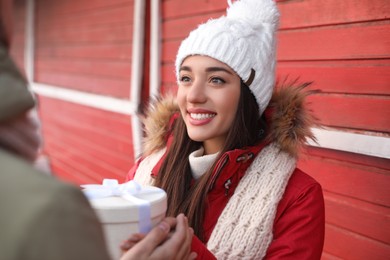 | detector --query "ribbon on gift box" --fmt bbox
[81,179,161,233]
